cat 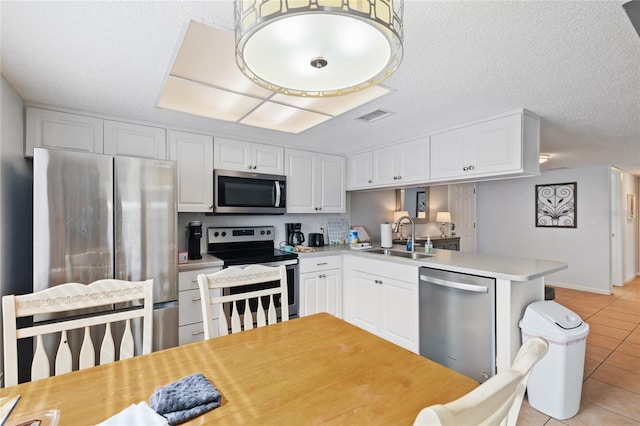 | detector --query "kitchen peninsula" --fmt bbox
[298,245,567,374]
